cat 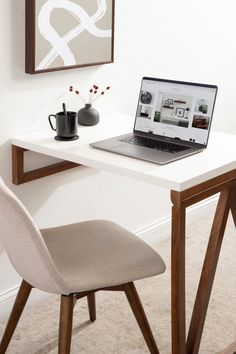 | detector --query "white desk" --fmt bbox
[12,113,236,191]
[12,113,236,354]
